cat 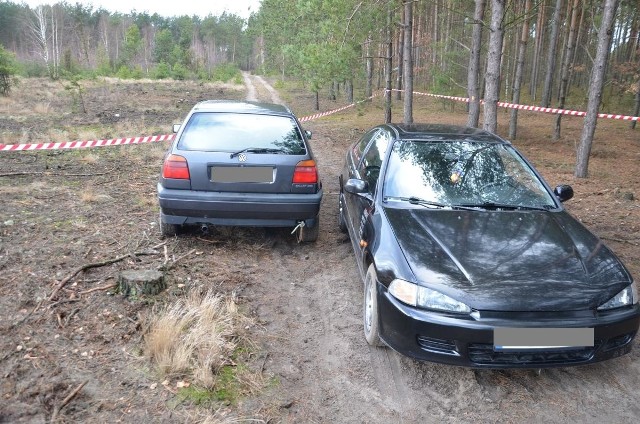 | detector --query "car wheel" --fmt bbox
[297,215,319,243]
[338,193,347,233]
[364,263,384,347]
[159,211,178,238]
